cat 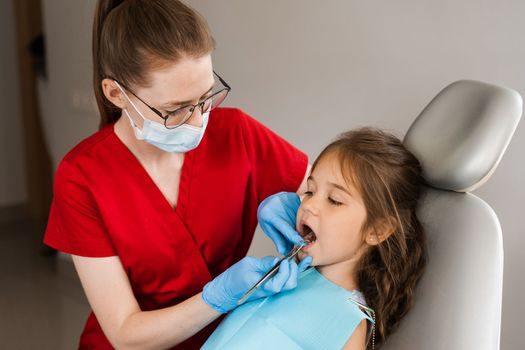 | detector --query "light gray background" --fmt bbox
[1,1,523,349]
